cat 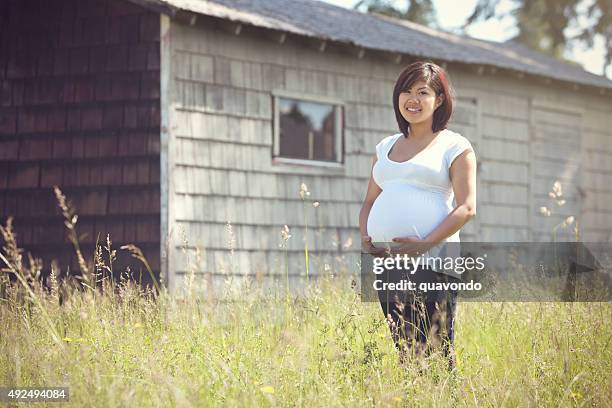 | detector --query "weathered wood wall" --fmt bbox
[162,16,611,293]
[0,0,161,282]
